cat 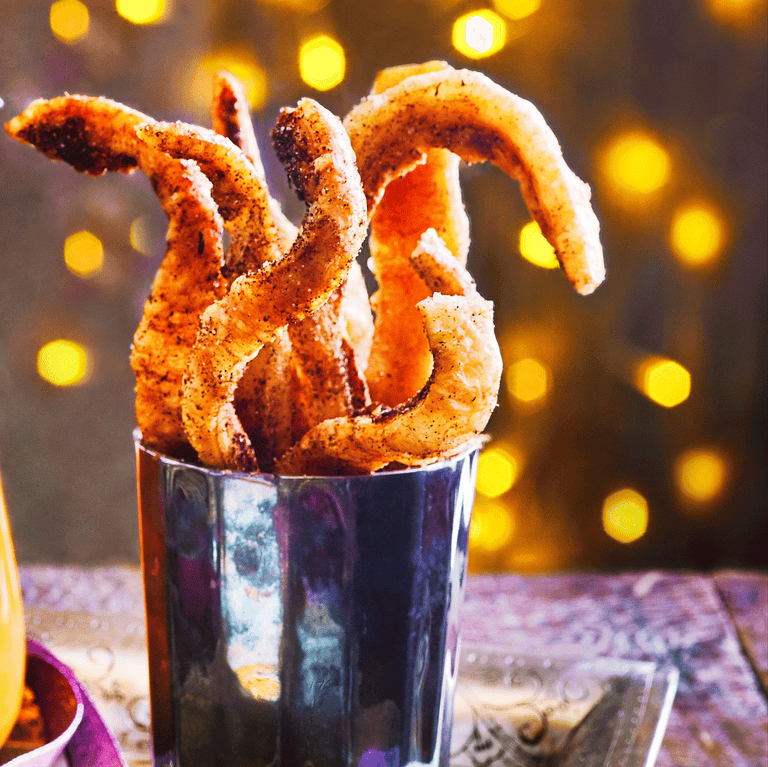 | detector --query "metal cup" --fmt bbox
[136,435,478,767]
